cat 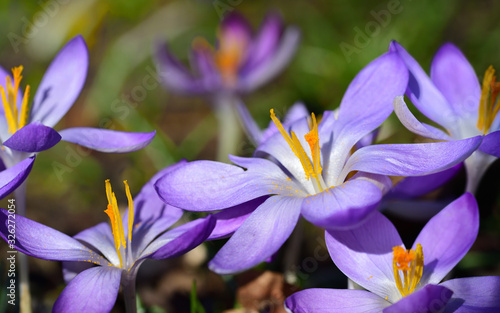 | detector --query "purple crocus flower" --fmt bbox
[155,51,481,274]
[0,35,155,199]
[155,11,300,160]
[390,42,500,193]
[285,193,500,312]
[0,162,215,313]
[155,11,300,96]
